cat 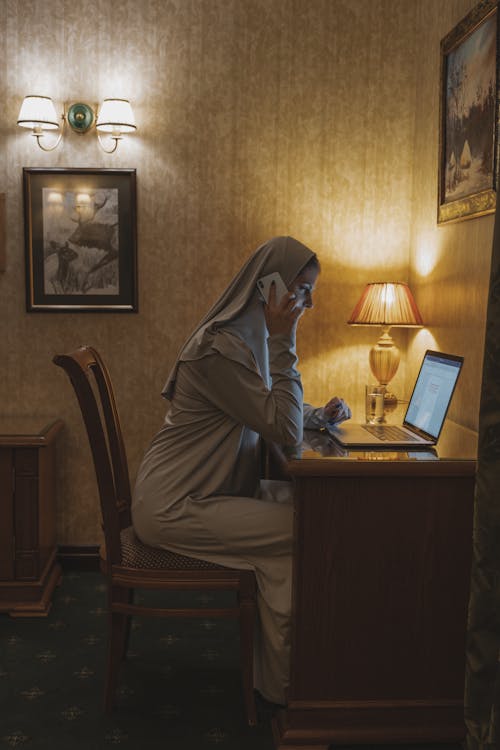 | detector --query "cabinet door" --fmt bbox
[14,449,39,580]
[0,448,14,580]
